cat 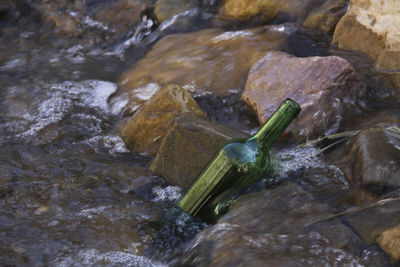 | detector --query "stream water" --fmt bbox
[0,1,398,266]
